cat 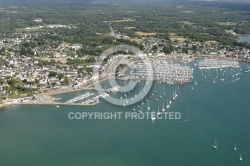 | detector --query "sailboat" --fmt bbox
[166,99,170,109]
[162,103,165,112]
[173,91,176,100]
[175,89,178,98]
[234,144,237,151]
[213,139,217,149]
[157,106,162,116]
[147,101,150,111]
[151,110,156,121]
[138,107,143,114]
[239,154,242,162]
[162,87,165,96]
